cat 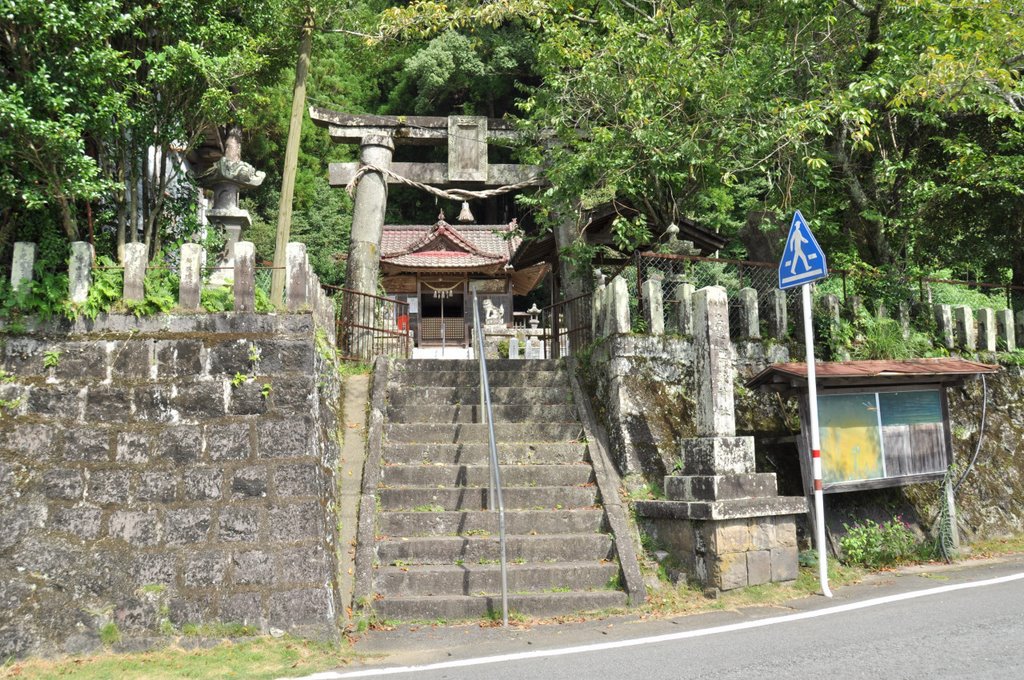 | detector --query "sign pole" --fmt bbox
[802,282,832,598]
